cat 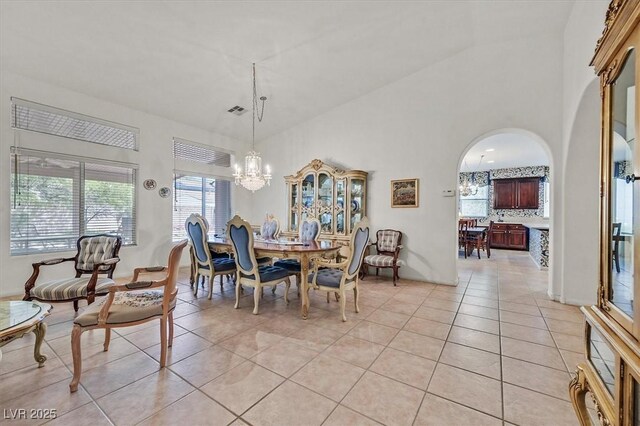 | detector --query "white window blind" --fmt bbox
[173,174,232,241]
[11,149,137,255]
[11,98,138,150]
[459,186,489,218]
[173,138,231,167]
